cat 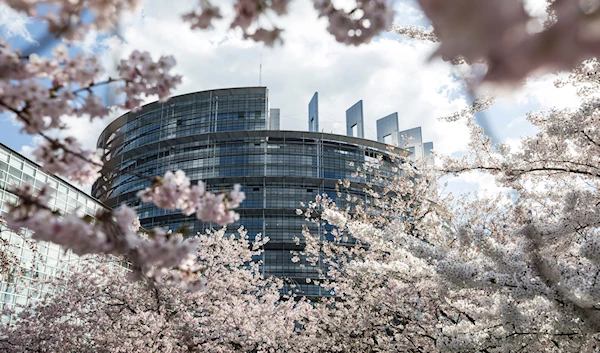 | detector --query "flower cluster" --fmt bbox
[0,46,105,133]
[181,2,223,30]
[313,0,394,45]
[0,227,302,353]
[181,0,392,46]
[321,208,347,228]
[0,38,181,184]
[4,184,200,288]
[137,170,245,225]
[117,50,182,110]
[32,137,103,185]
[6,0,141,41]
